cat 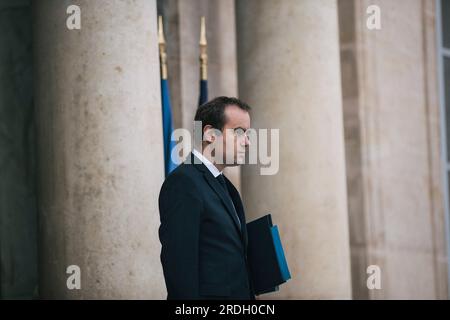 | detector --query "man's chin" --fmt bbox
[222,154,246,166]
[223,160,243,167]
